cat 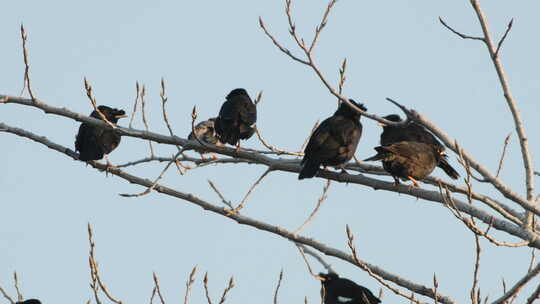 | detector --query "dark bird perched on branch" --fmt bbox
[214,88,257,148]
[188,118,224,158]
[75,105,127,164]
[379,114,459,179]
[299,100,366,180]
[364,141,439,187]
[16,300,42,304]
[319,272,381,304]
